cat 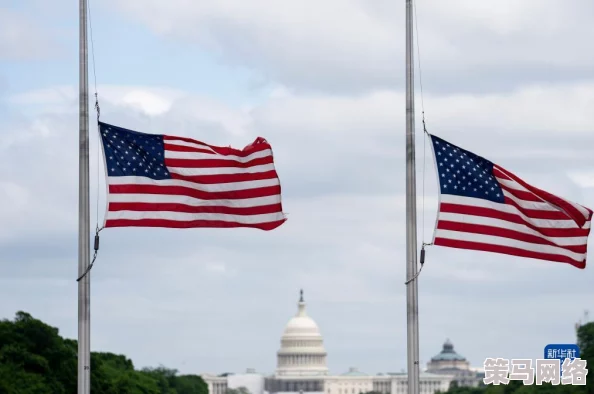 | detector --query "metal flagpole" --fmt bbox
[405,0,420,393]
[78,0,91,391]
